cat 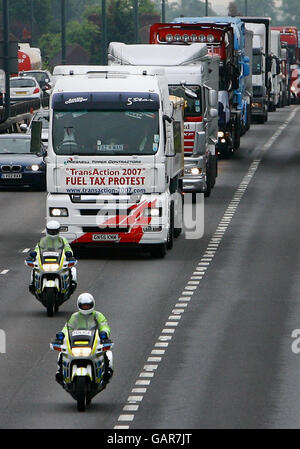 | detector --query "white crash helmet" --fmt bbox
[46,220,60,238]
[77,293,95,315]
